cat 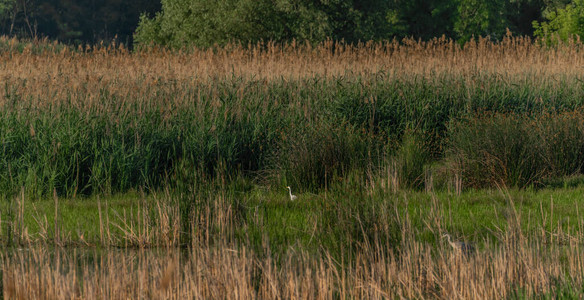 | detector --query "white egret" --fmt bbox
[286,186,297,201]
